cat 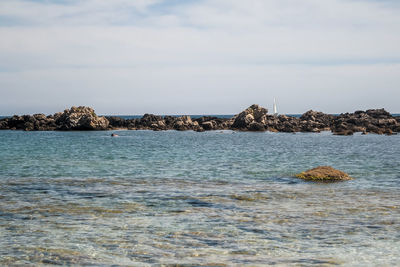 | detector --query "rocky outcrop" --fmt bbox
[55,106,109,130]
[0,106,108,131]
[295,166,353,182]
[173,115,196,131]
[299,110,334,132]
[193,116,232,131]
[265,115,301,132]
[1,105,399,134]
[331,109,398,135]
[0,114,58,131]
[231,104,268,131]
[0,119,8,129]
[105,116,129,129]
